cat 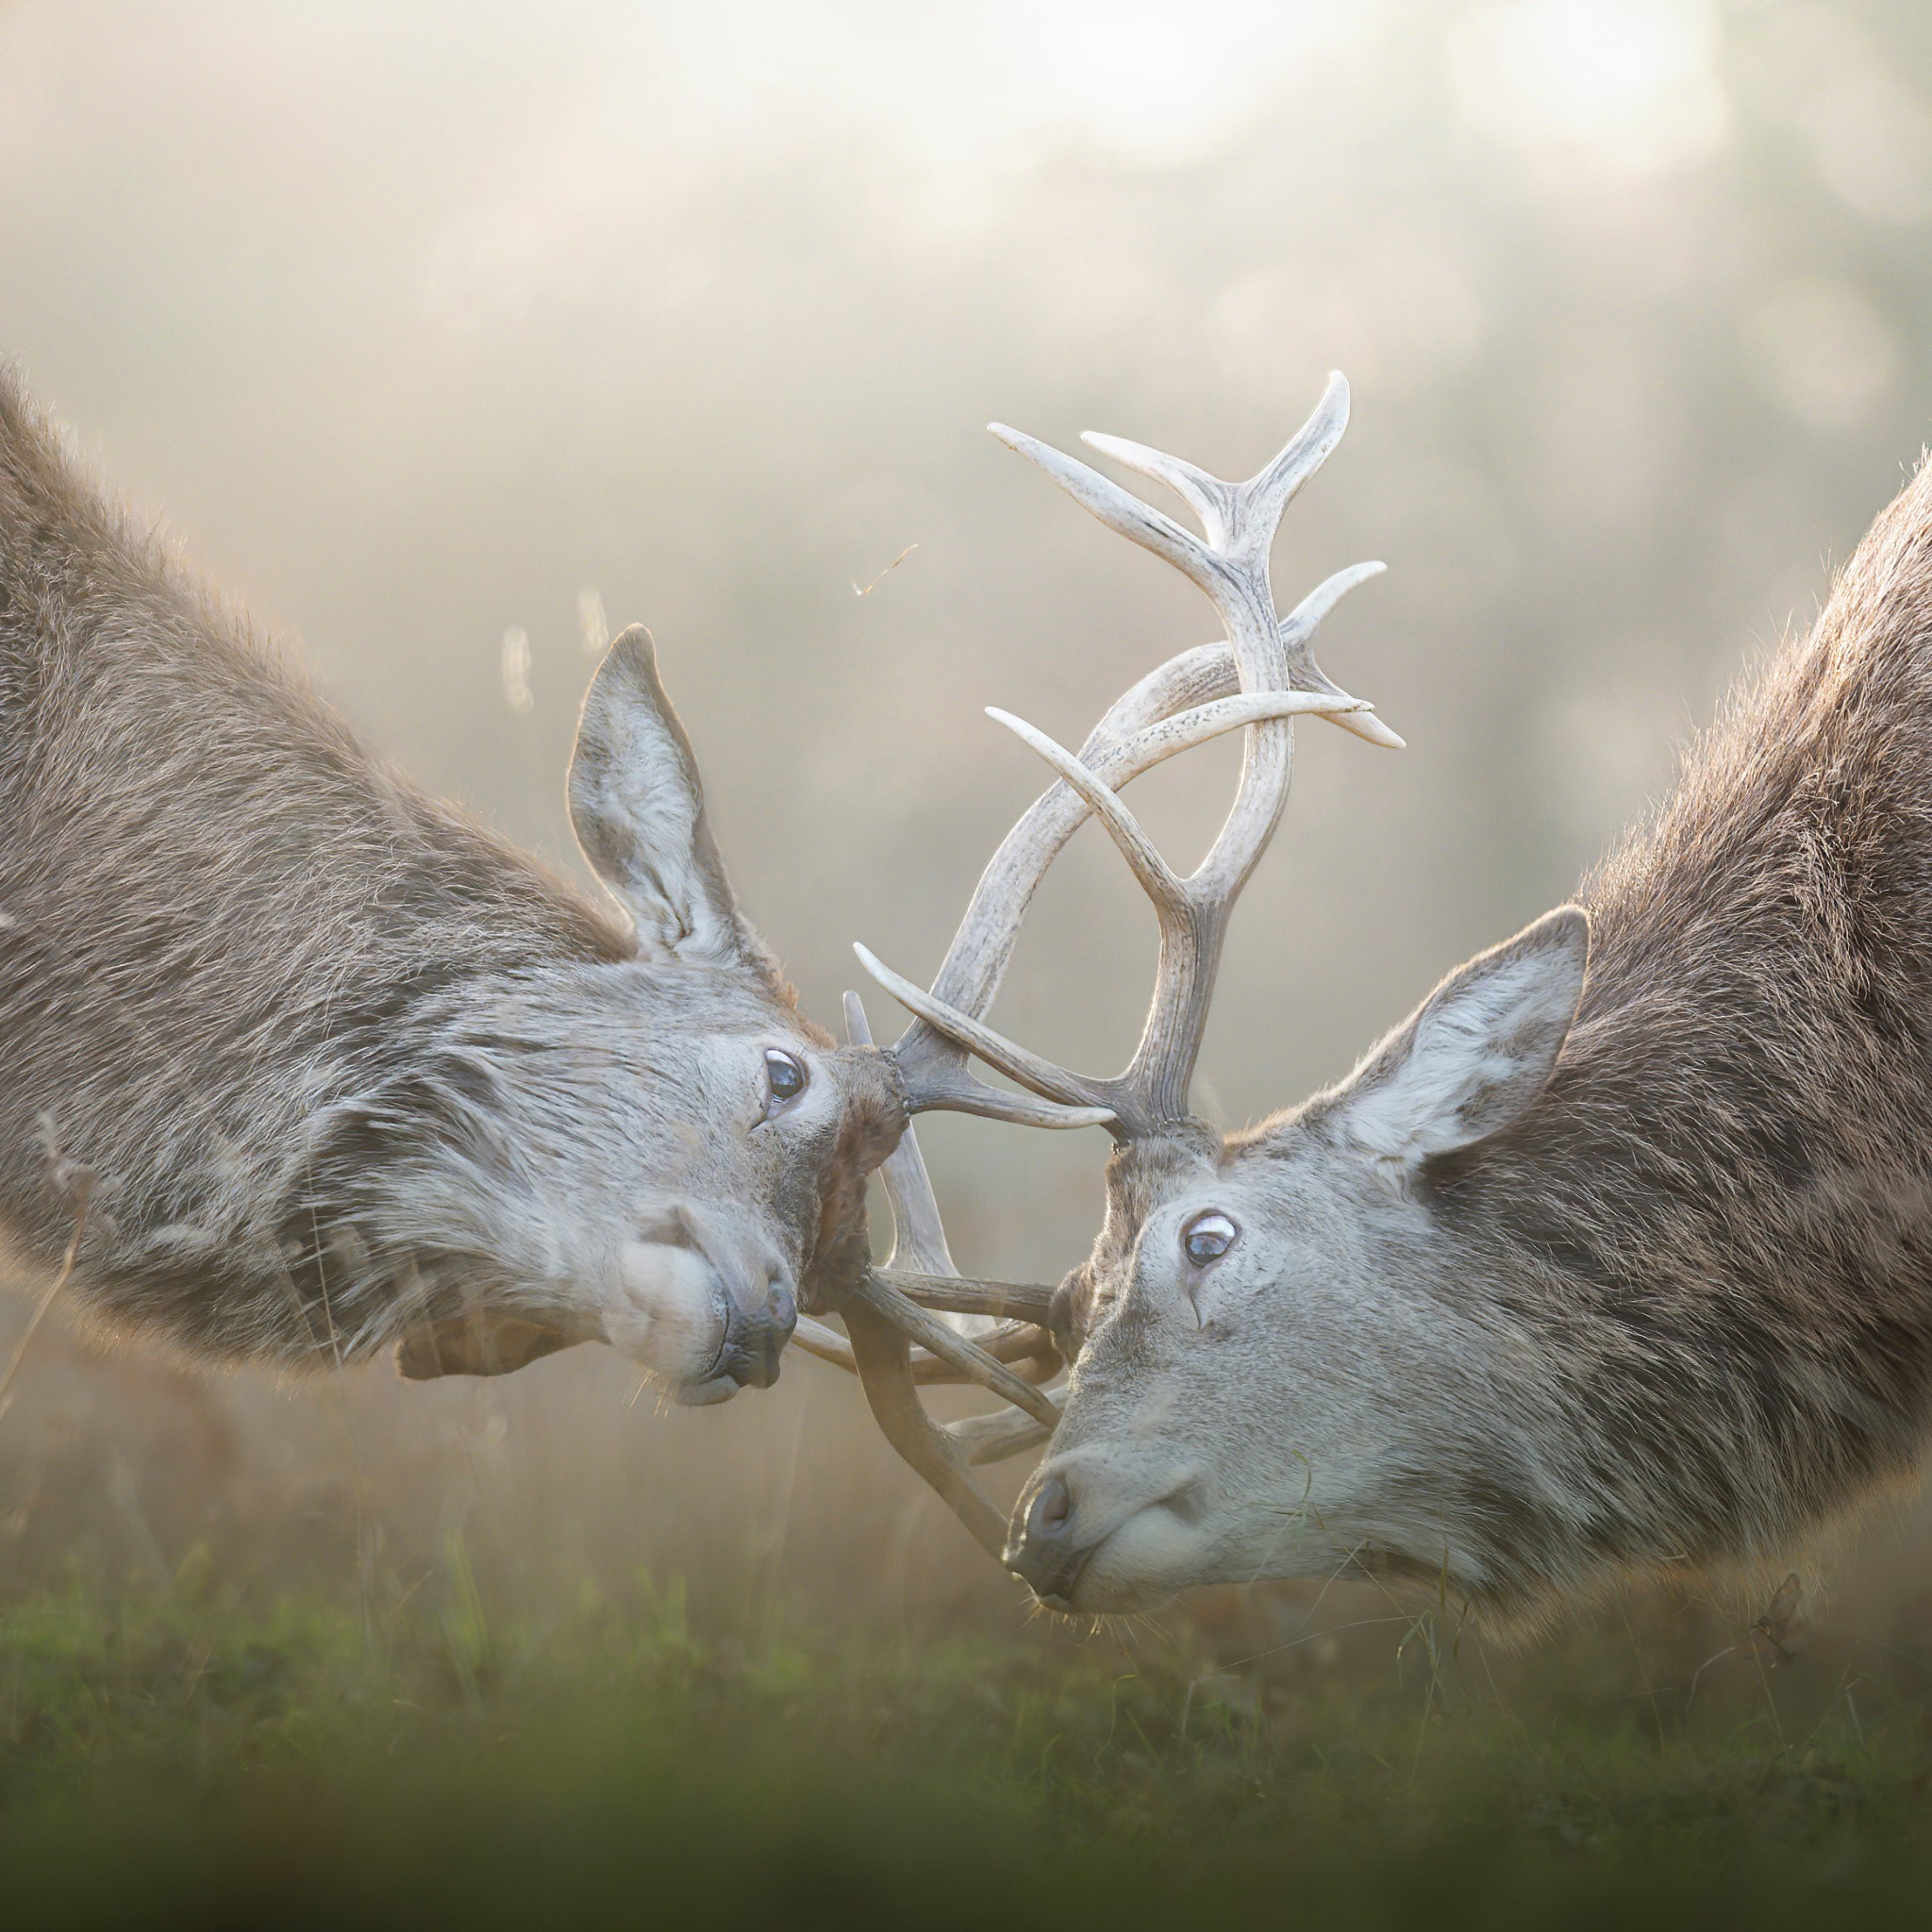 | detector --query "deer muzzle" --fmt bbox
[612,1204,798,1403]
[1002,1473,1091,1608]
[1005,1451,1211,1613]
